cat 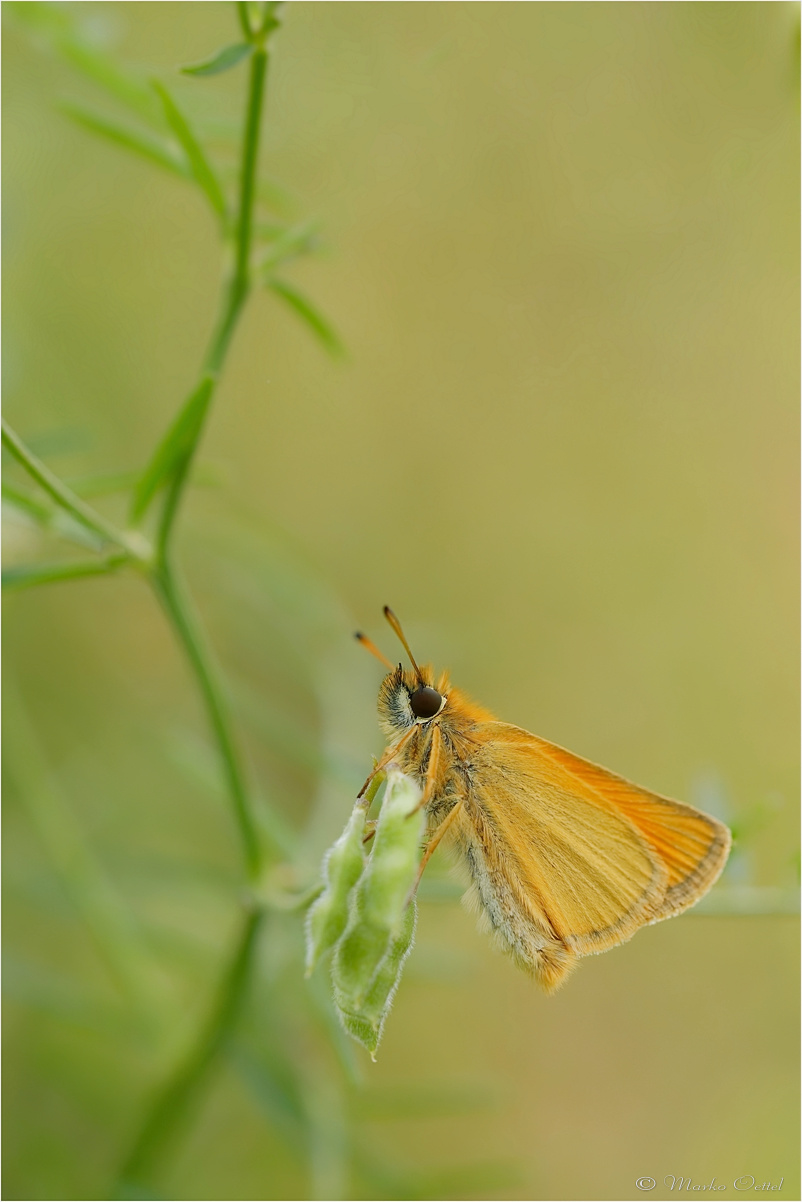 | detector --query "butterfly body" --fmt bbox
[360,615,731,993]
